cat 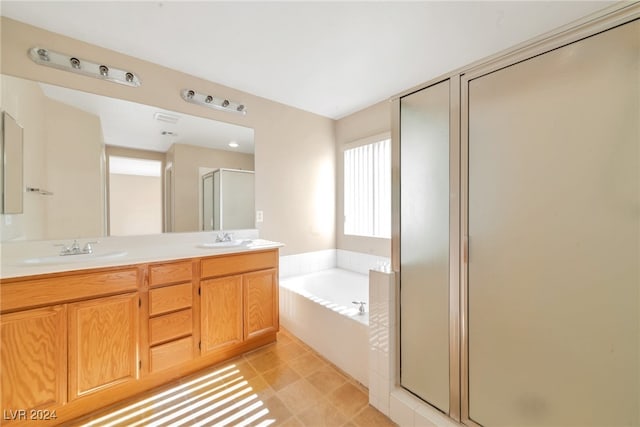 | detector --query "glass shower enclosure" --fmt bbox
[202,168,255,231]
